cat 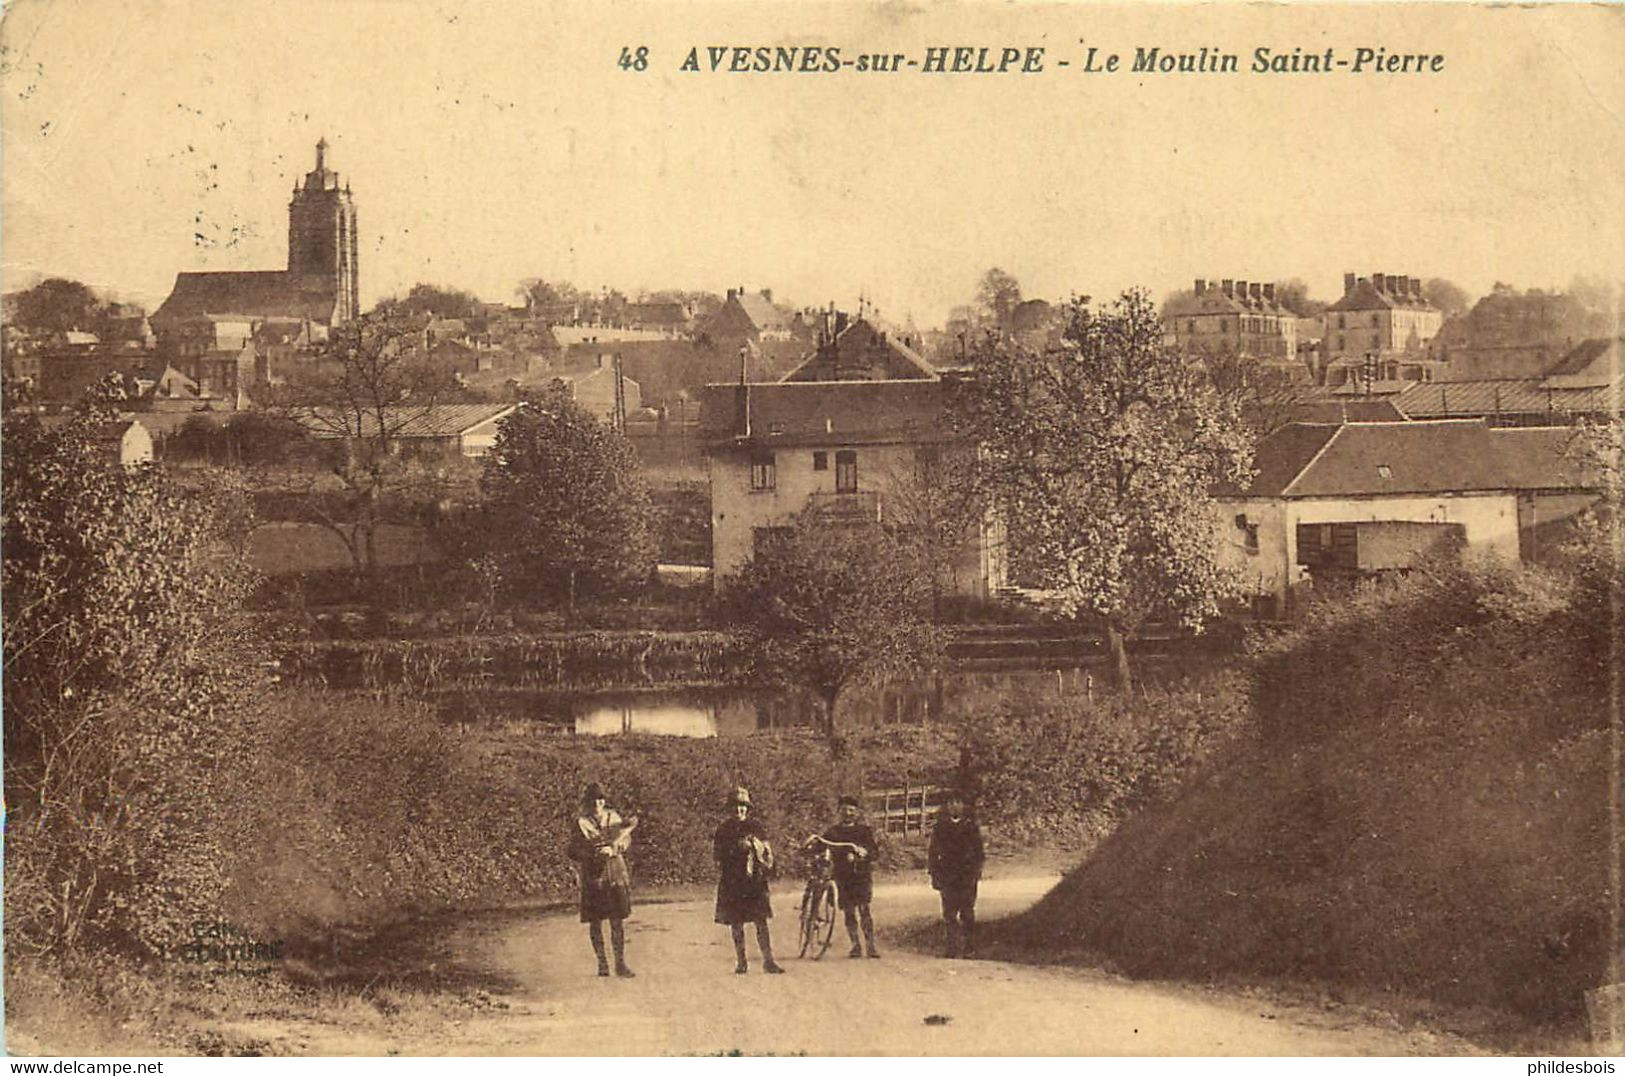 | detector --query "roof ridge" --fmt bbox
[1279,423,1344,497]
